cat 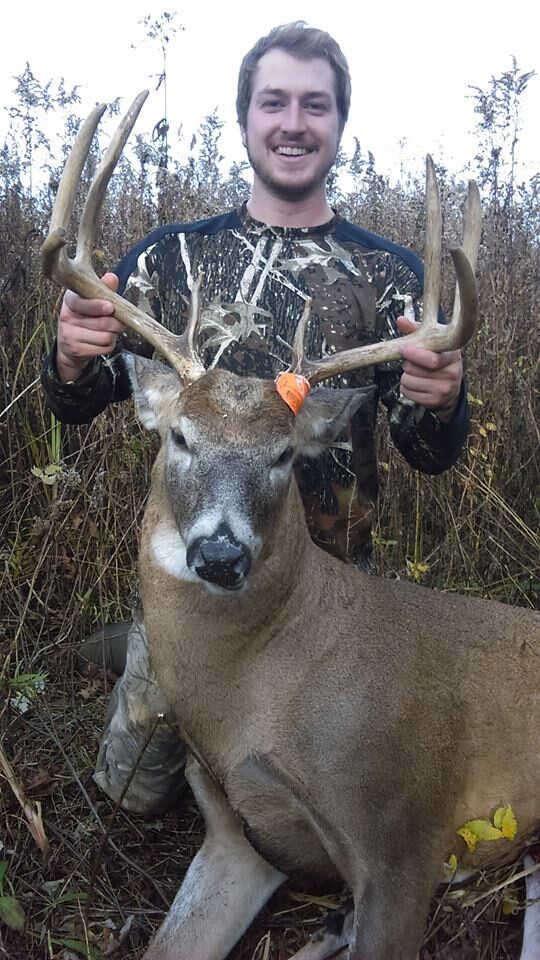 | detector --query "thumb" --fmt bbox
[396,315,420,335]
[100,271,119,293]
